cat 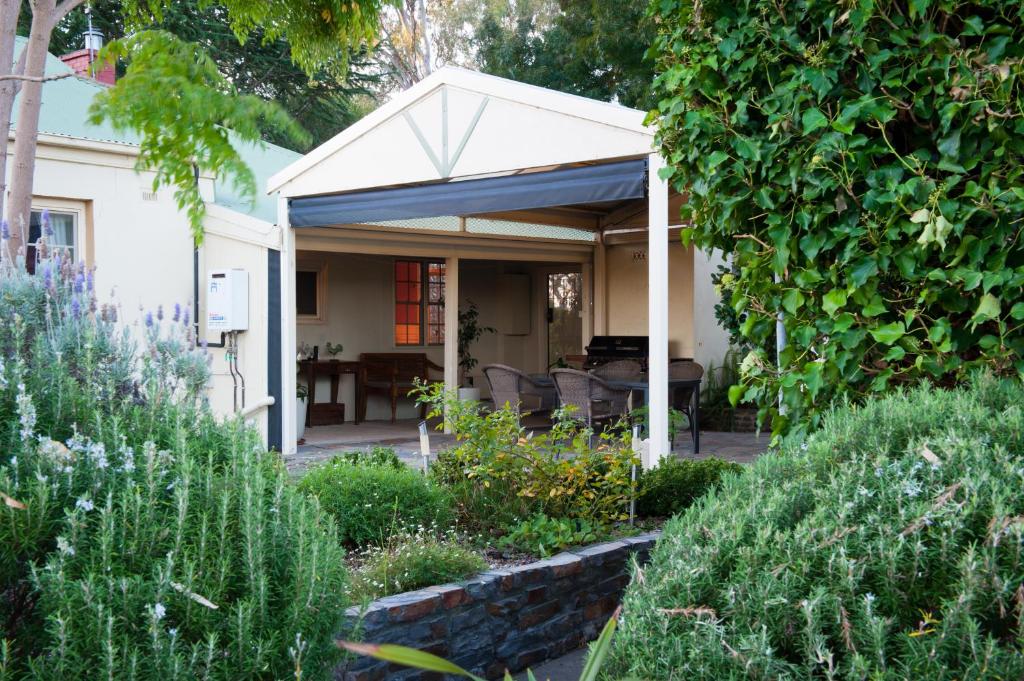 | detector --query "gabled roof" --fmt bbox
[267,66,654,198]
[12,36,300,223]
